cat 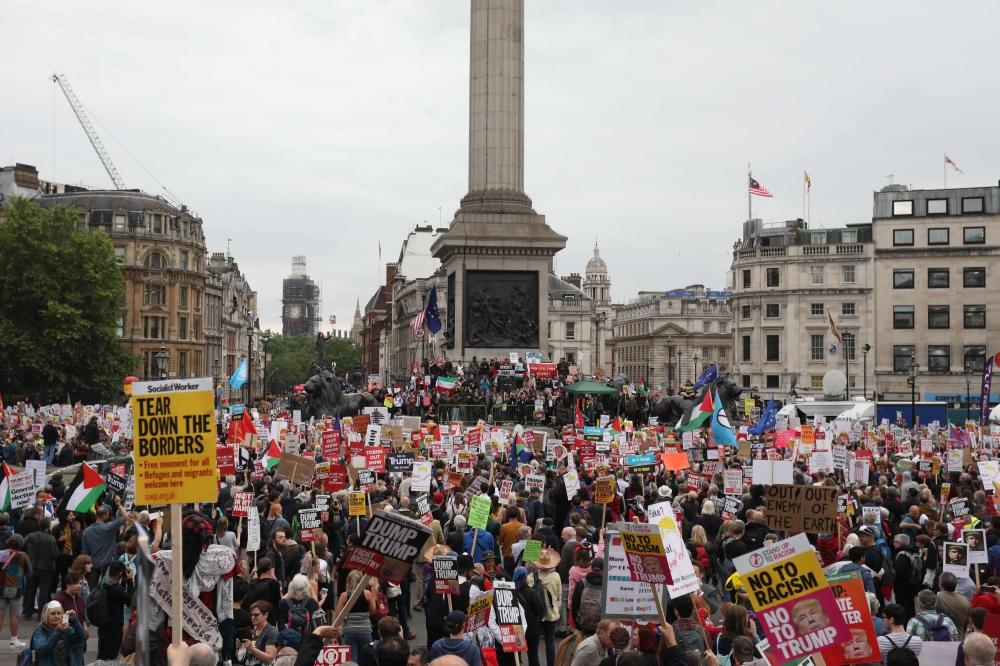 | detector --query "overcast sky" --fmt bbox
[5,1,999,332]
